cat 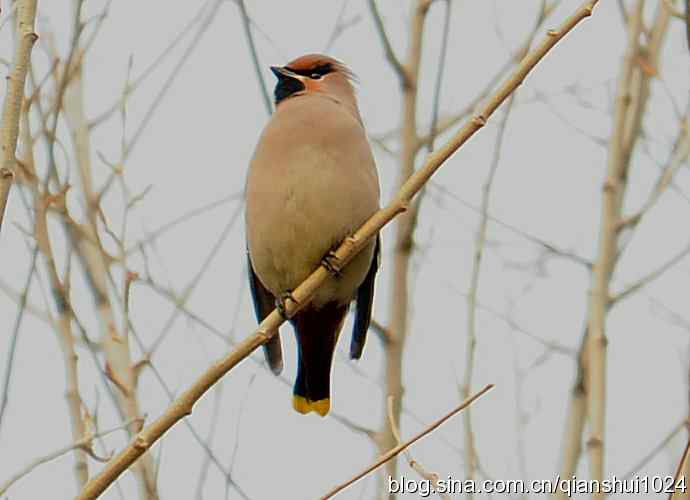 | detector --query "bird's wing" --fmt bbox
[350,234,381,359]
[247,252,283,374]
